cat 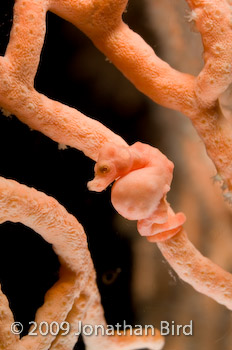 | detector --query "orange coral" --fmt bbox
[2,0,232,188]
[89,141,232,310]
[1,0,232,349]
[0,177,163,350]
